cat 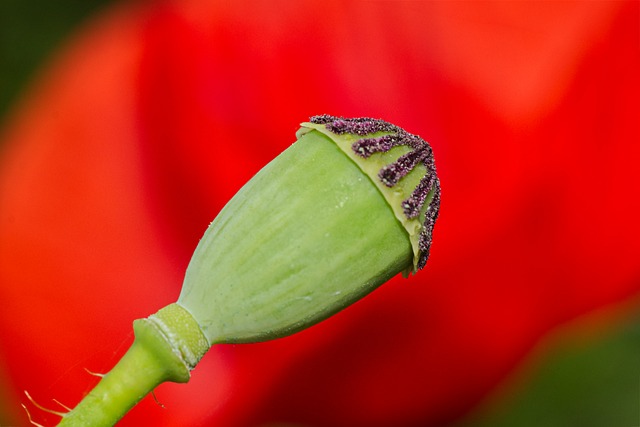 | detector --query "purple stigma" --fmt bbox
[402,174,436,218]
[378,148,430,187]
[352,135,401,158]
[309,115,441,269]
[311,115,397,135]
[417,180,441,269]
